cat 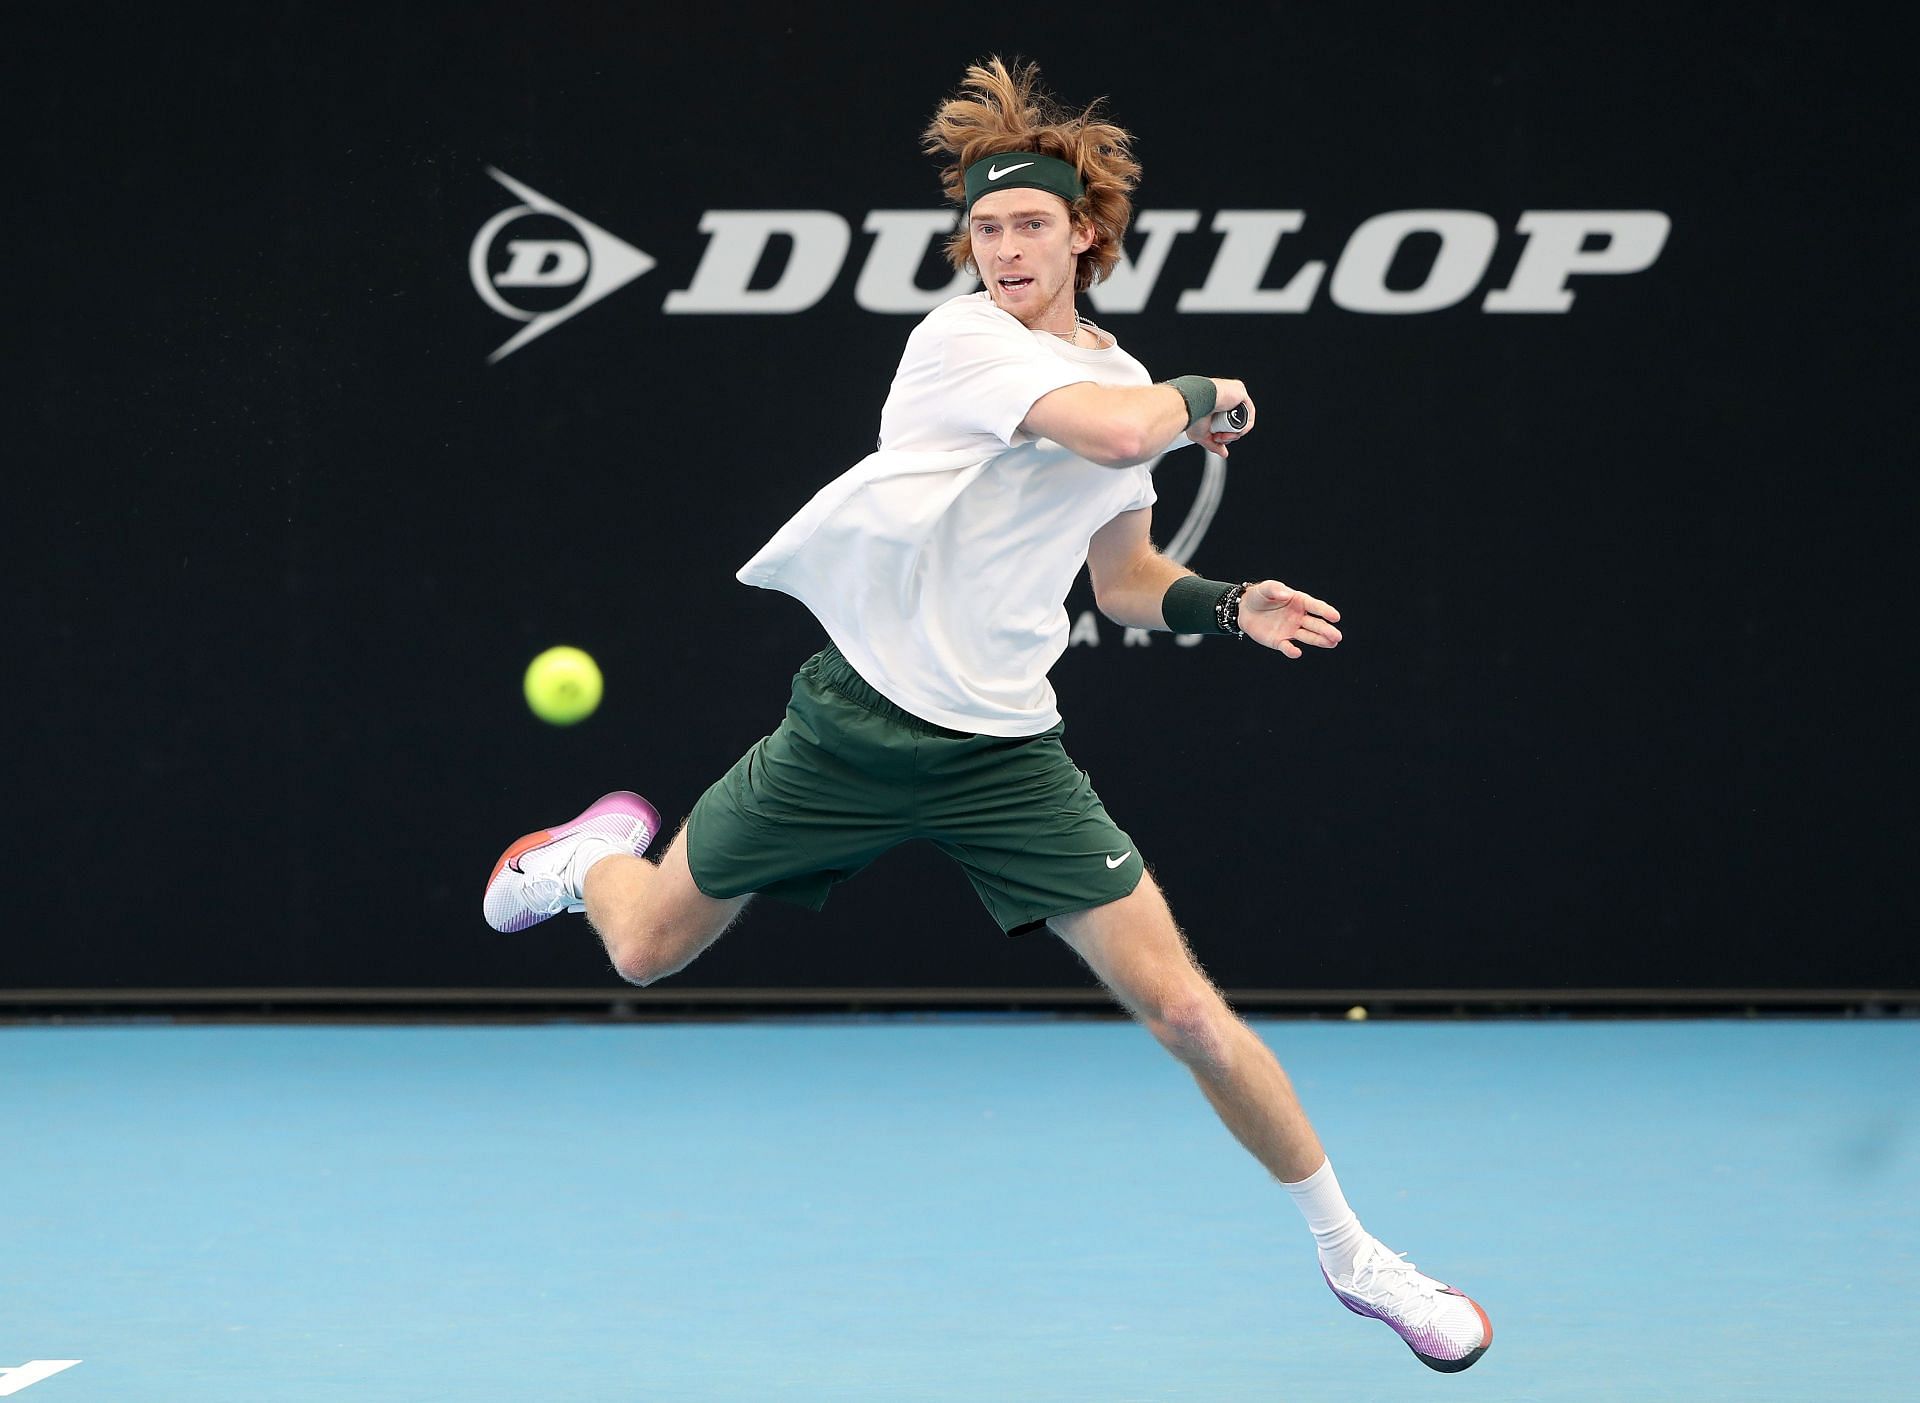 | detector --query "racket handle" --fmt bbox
[1210,403,1249,433]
